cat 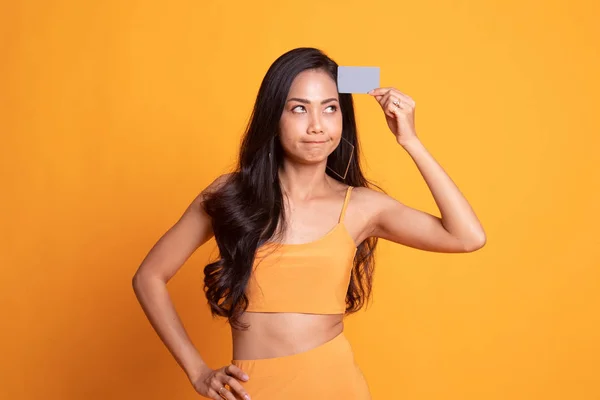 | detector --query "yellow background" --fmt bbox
[2,1,599,399]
